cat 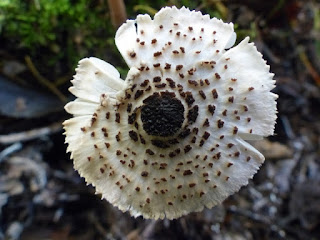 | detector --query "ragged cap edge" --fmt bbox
[68,57,125,103]
[115,6,237,68]
[221,37,278,137]
[63,6,278,220]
